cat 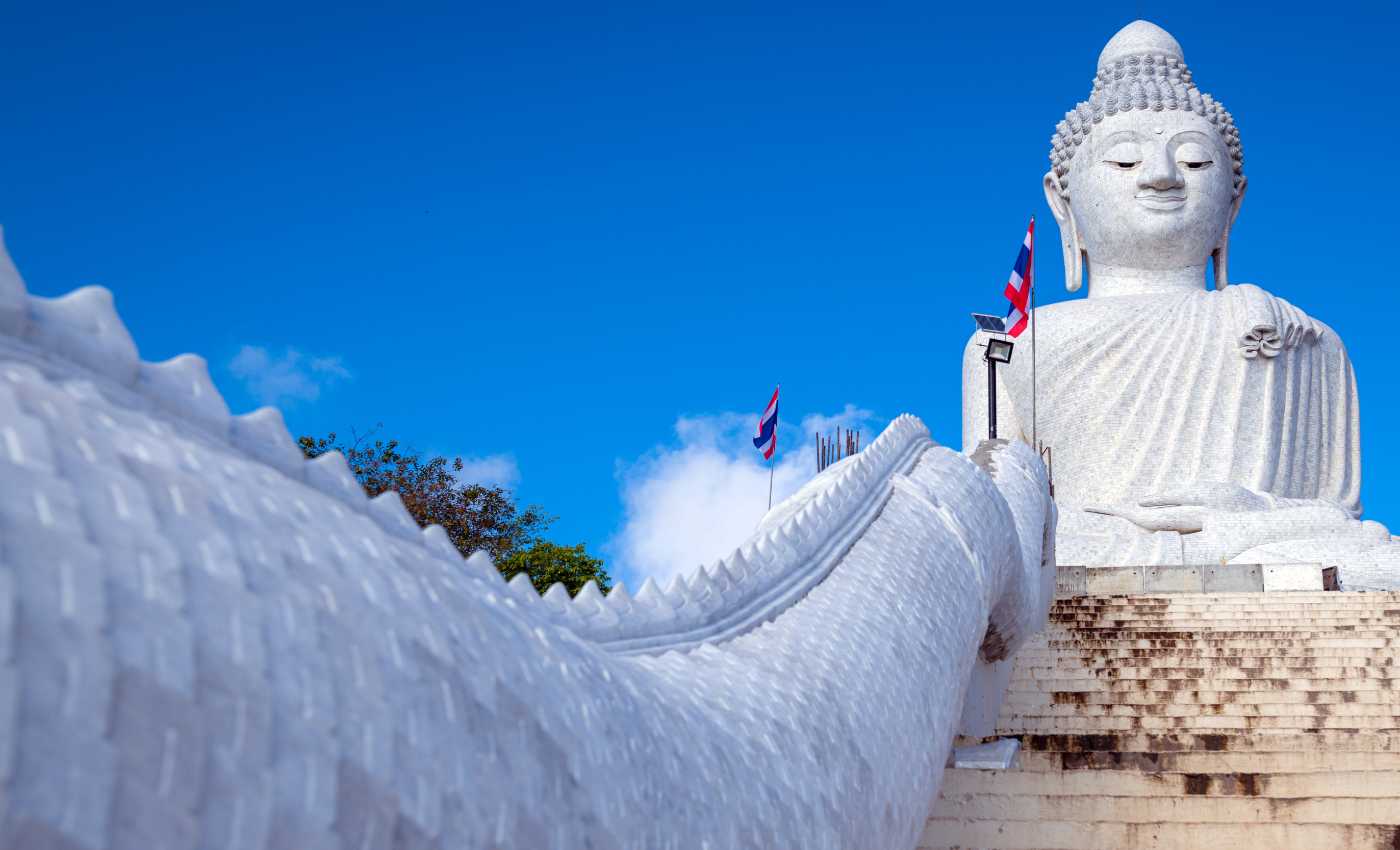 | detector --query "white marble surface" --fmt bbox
[0,228,1056,849]
[963,21,1398,581]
